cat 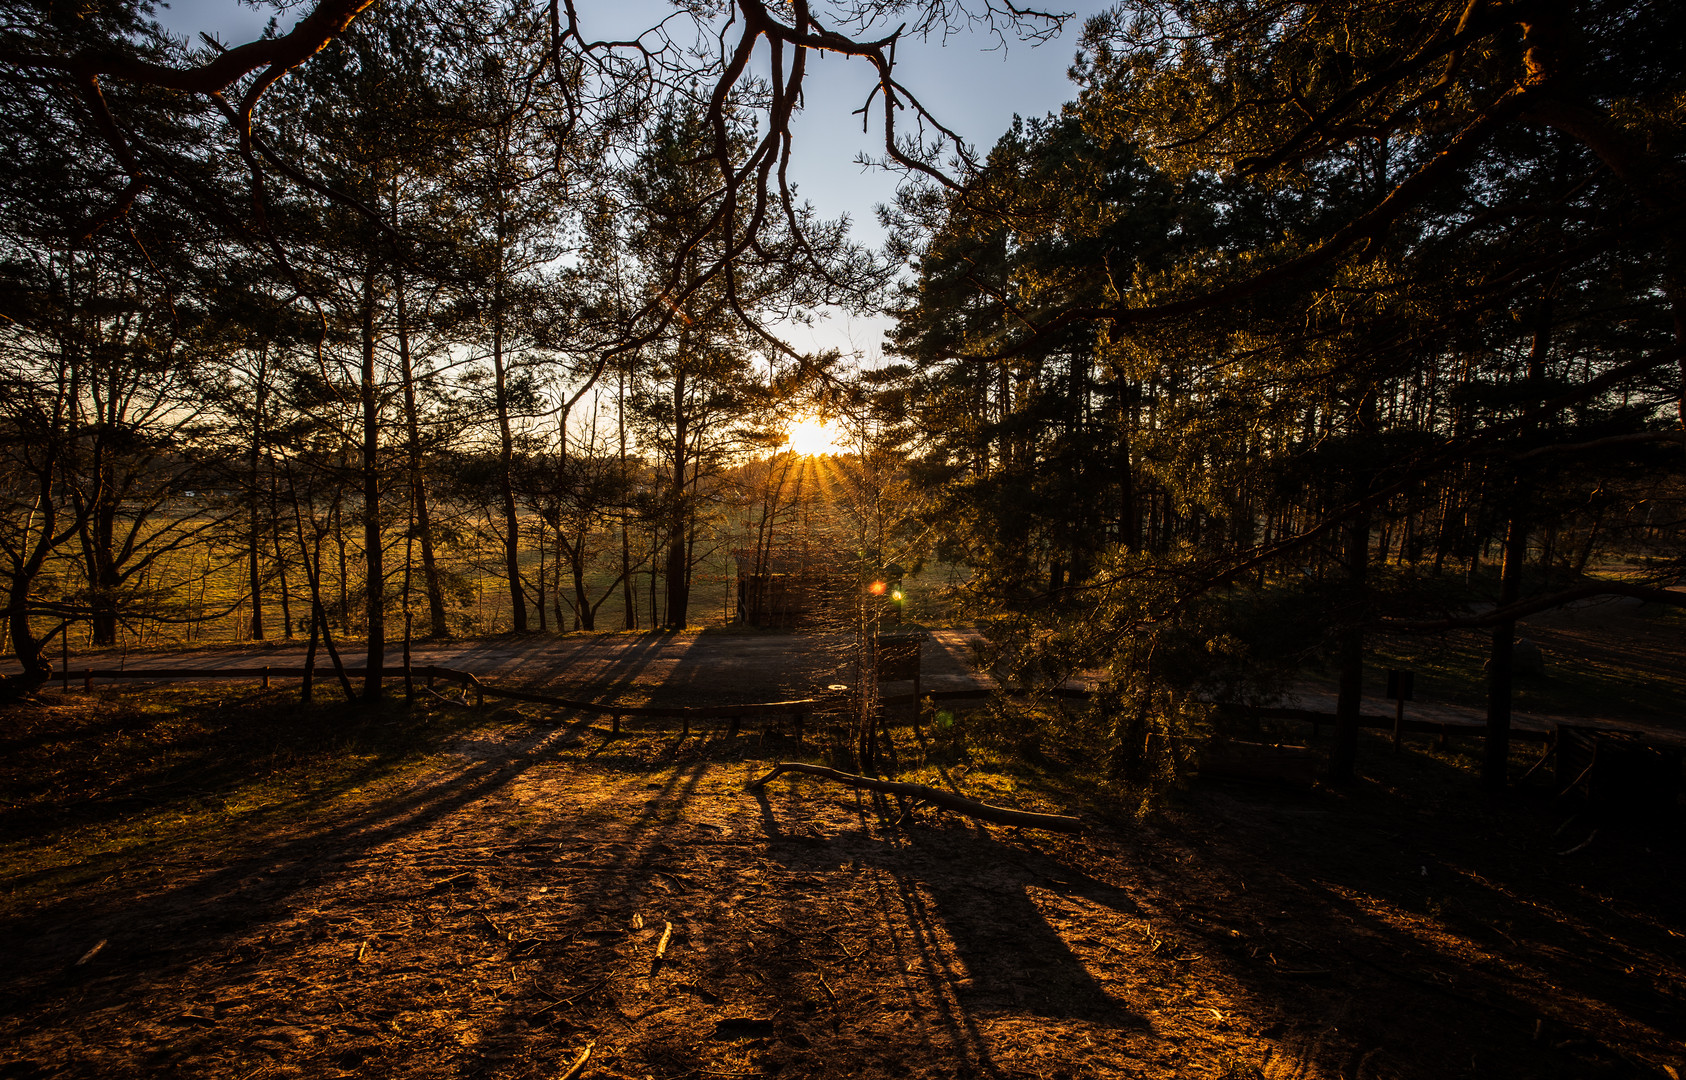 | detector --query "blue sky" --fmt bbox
[155,0,1104,358]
